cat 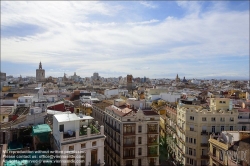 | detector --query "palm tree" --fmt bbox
[159,136,170,164]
